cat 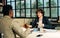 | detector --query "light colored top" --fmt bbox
[38,19,44,28]
[0,16,31,38]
